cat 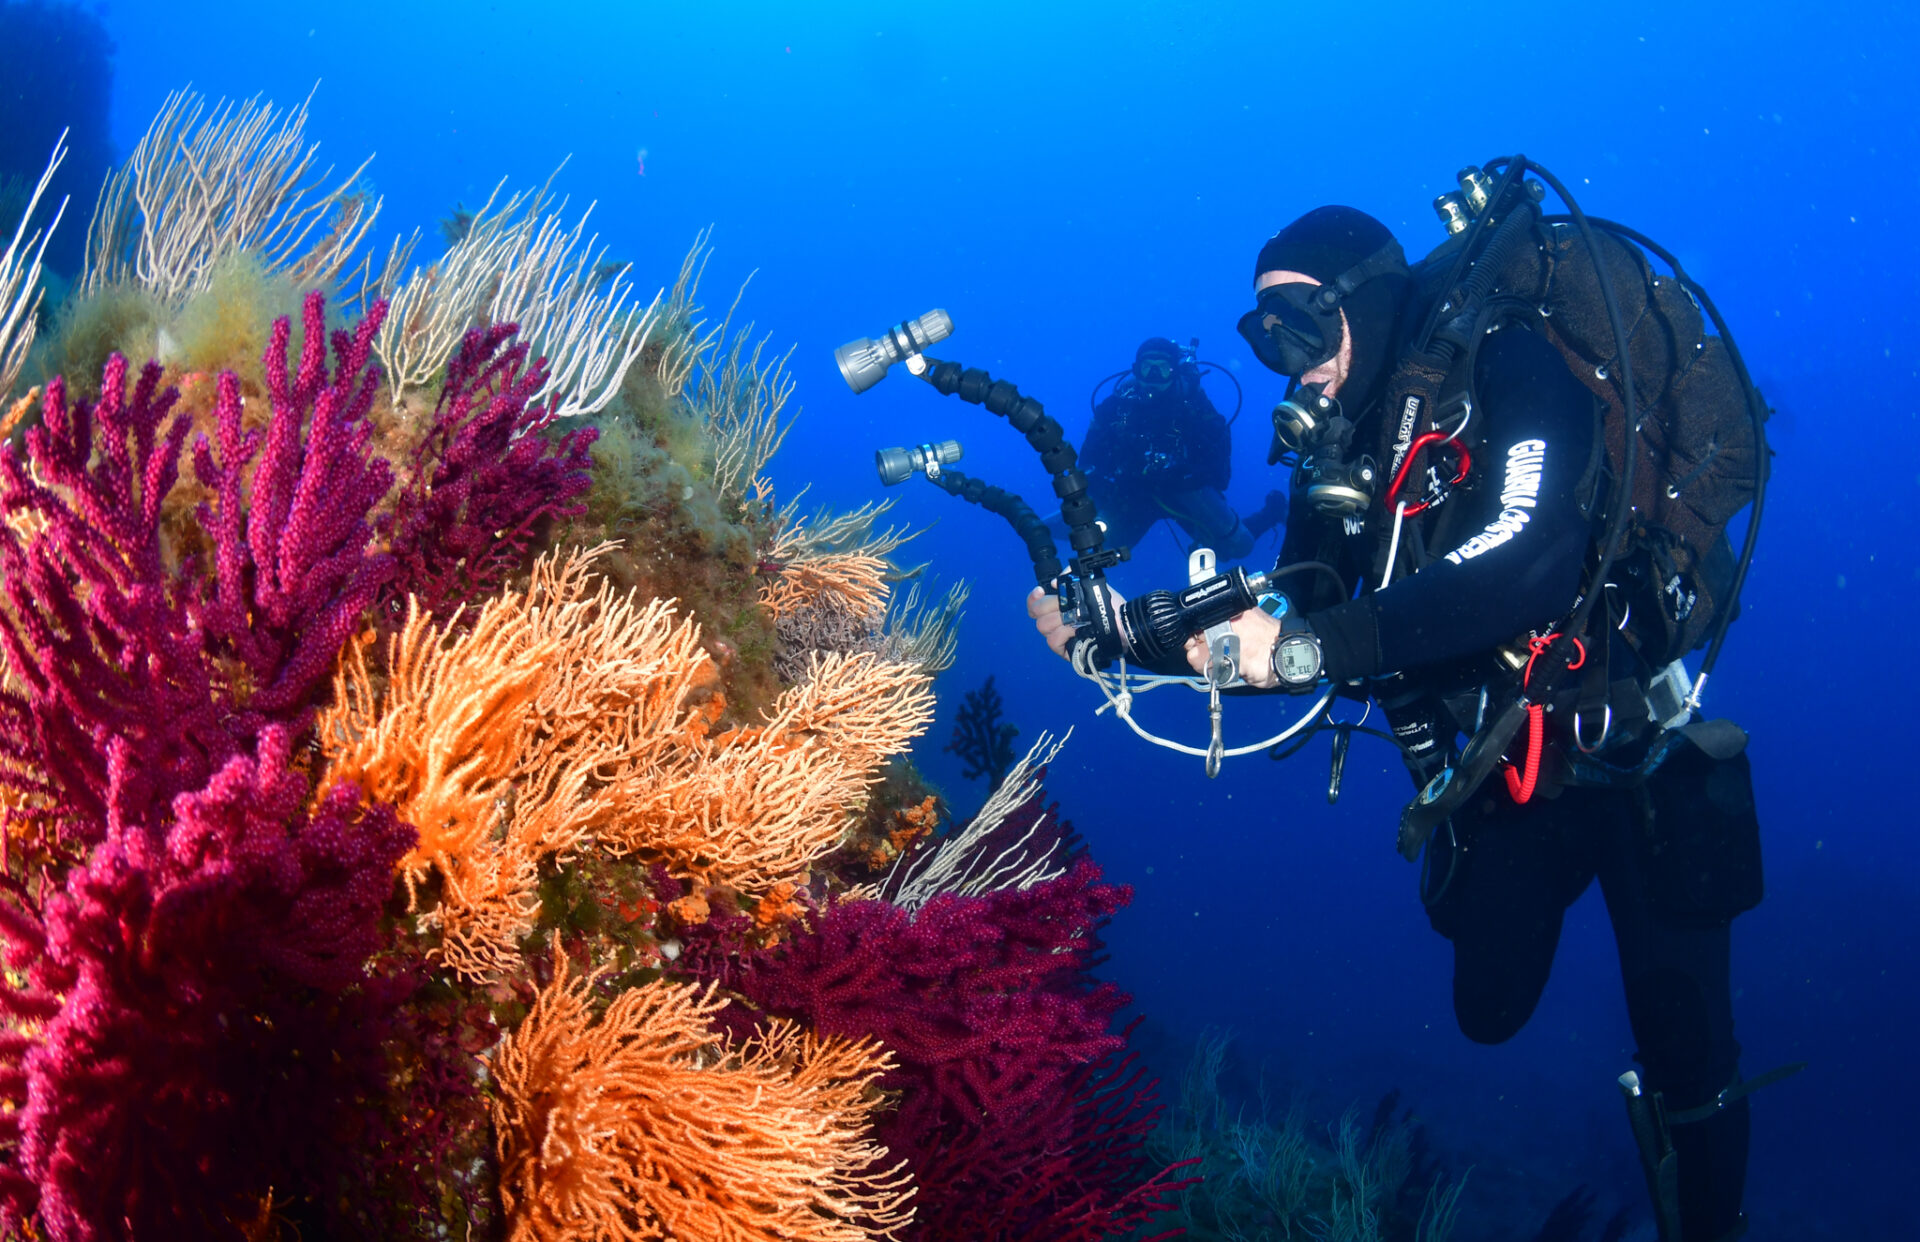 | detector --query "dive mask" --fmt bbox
[1134,355,1176,386]
[1237,280,1345,377]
